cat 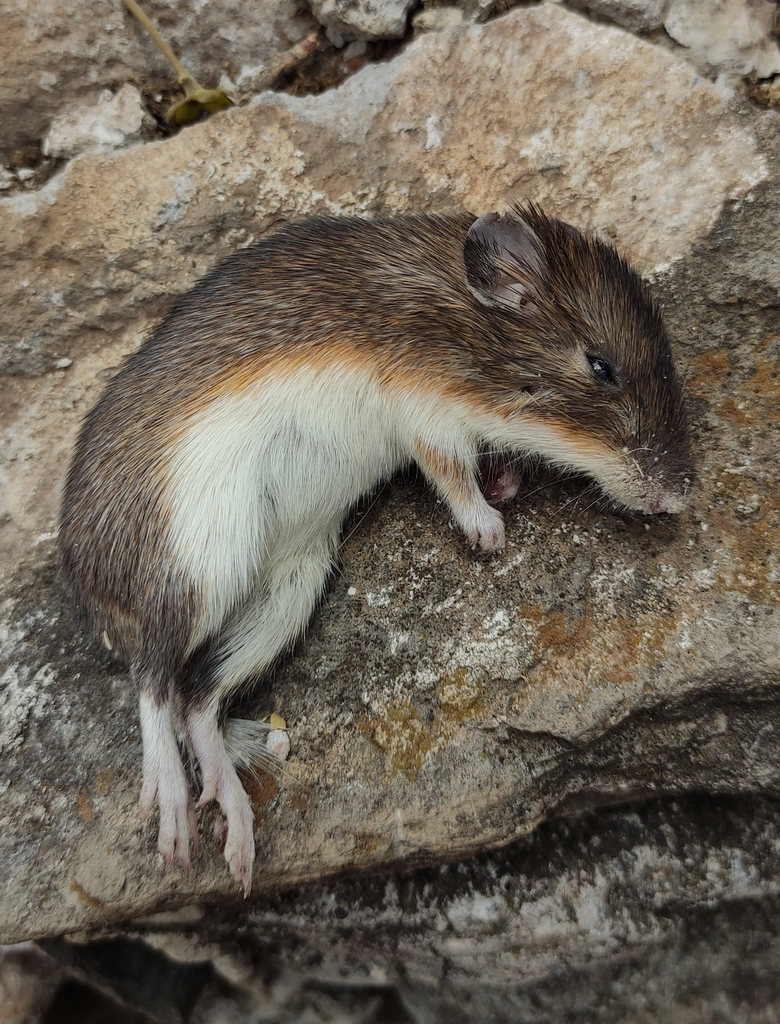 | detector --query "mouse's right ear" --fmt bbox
[463,211,548,315]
